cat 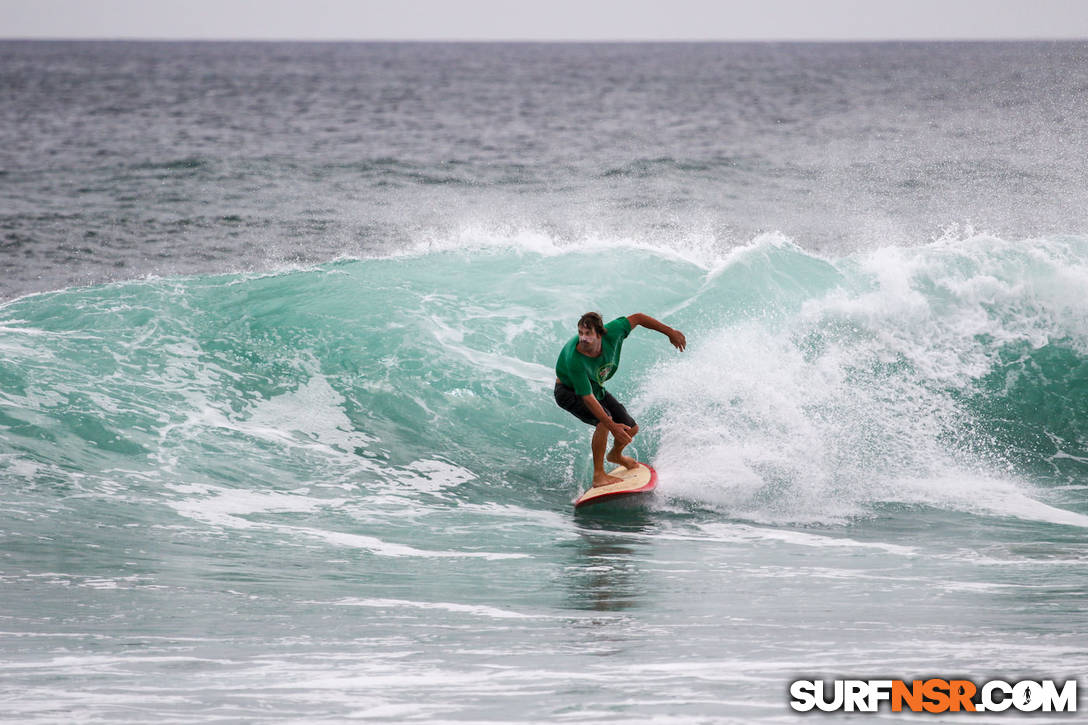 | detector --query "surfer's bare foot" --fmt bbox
[592,472,624,488]
[606,452,638,471]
